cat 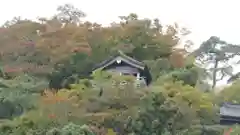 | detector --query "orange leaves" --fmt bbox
[42,89,68,104]
[36,25,93,63]
[71,44,92,56]
[38,89,88,123]
[169,51,185,68]
[41,90,71,120]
